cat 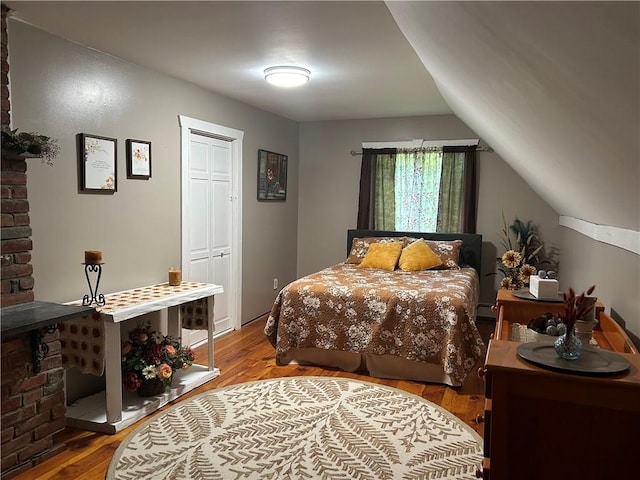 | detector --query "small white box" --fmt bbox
[529,275,559,299]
